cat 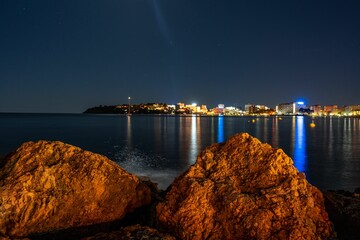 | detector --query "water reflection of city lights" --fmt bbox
[271,117,279,147]
[126,115,132,148]
[189,116,199,164]
[218,115,224,143]
[293,116,307,172]
[328,117,333,156]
